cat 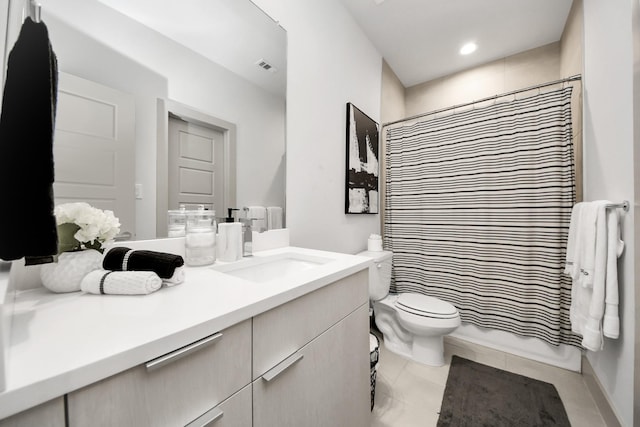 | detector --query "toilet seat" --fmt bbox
[395,293,459,319]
